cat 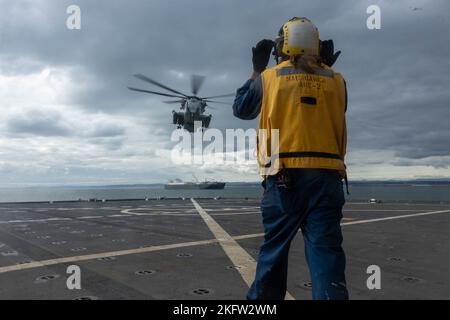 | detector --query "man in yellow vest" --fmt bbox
[233,17,349,300]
